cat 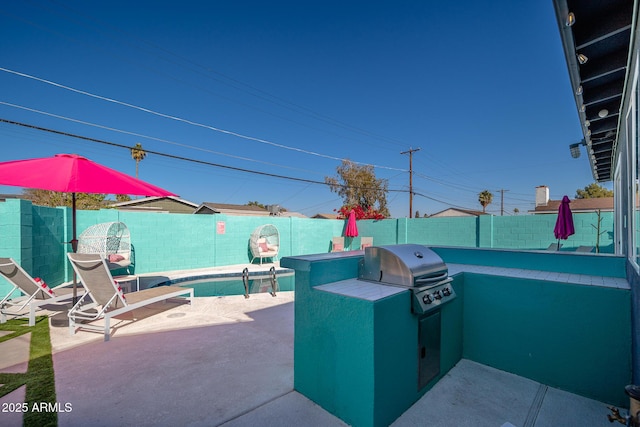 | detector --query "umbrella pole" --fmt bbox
[72,193,78,304]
